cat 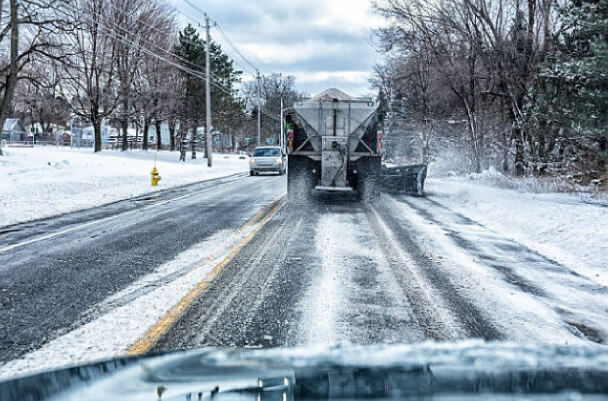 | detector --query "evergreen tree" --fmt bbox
[533,0,608,164]
[175,24,206,135]
[174,24,243,157]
